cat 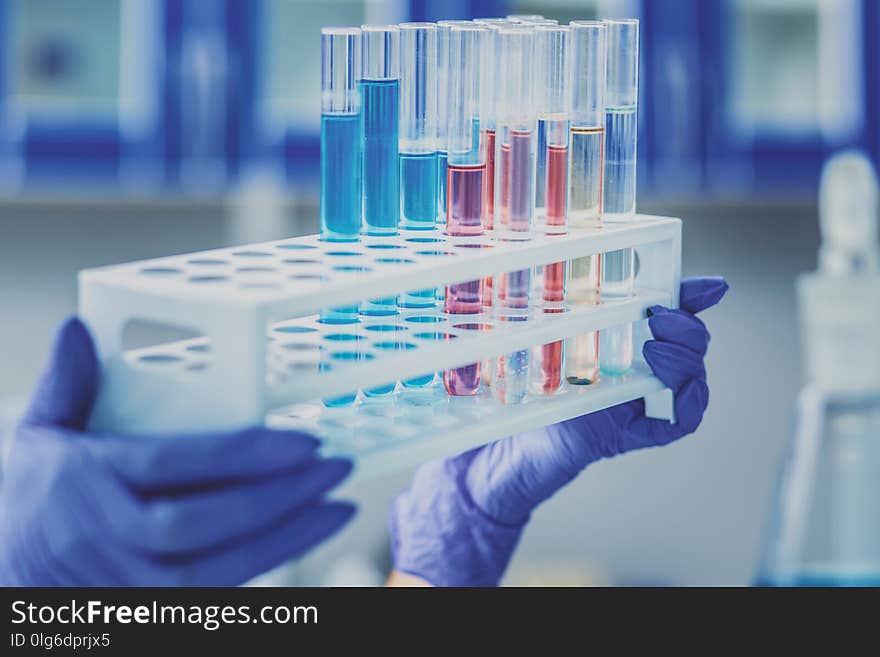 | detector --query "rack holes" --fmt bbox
[366,243,405,250]
[406,237,445,243]
[281,342,320,352]
[276,243,318,250]
[275,325,318,334]
[236,266,277,273]
[375,257,415,265]
[330,351,375,362]
[140,266,182,276]
[189,275,229,283]
[289,273,328,281]
[454,243,494,249]
[333,265,372,273]
[323,333,366,342]
[185,343,211,353]
[413,331,457,340]
[364,324,408,332]
[373,341,417,351]
[452,323,493,330]
[282,258,321,265]
[232,250,273,258]
[415,250,456,257]
[405,315,446,324]
[325,251,362,257]
[138,353,183,364]
[187,258,228,266]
